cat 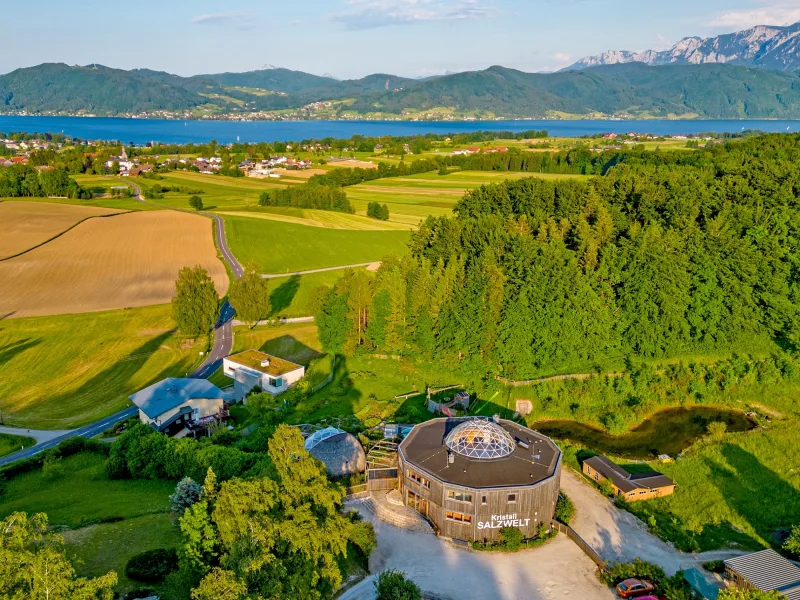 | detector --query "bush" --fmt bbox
[555,494,575,524]
[189,195,203,210]
[41,453,65,480]
[169,477,202,513]
[375,569,422,600]
[702,560,725,573]
[601,558,666,587]
[349,520,377,558]
[125,548,179,583]
[498,526,524,550]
